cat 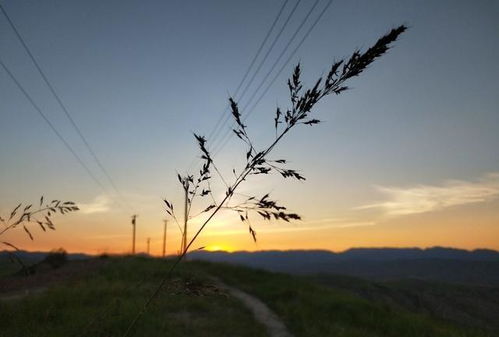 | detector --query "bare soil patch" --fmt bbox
[212,277,294,337]
[0,258,108,298]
